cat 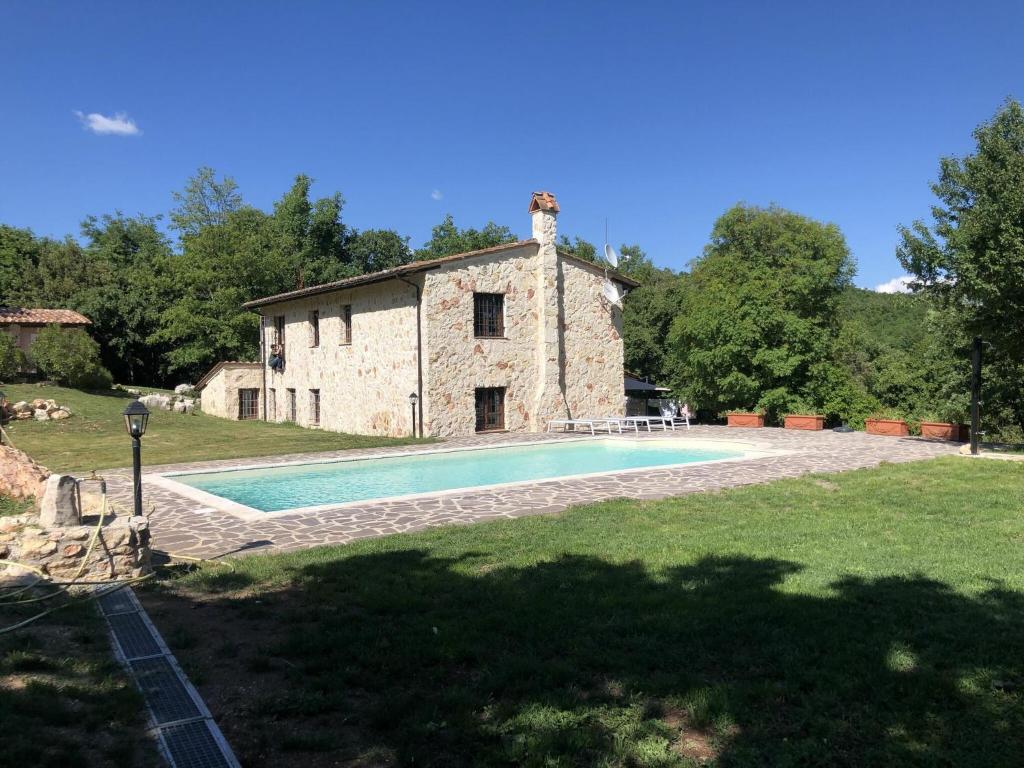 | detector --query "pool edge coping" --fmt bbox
[145,436,786,522]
